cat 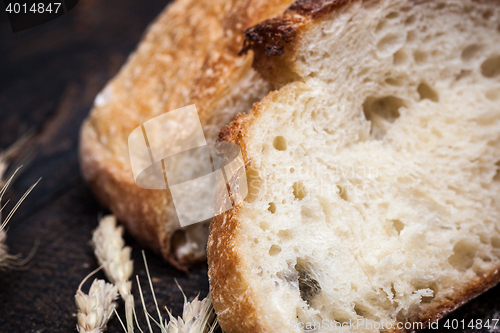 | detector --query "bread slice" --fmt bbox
[79,0,294,269]
[208,0,500,331]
